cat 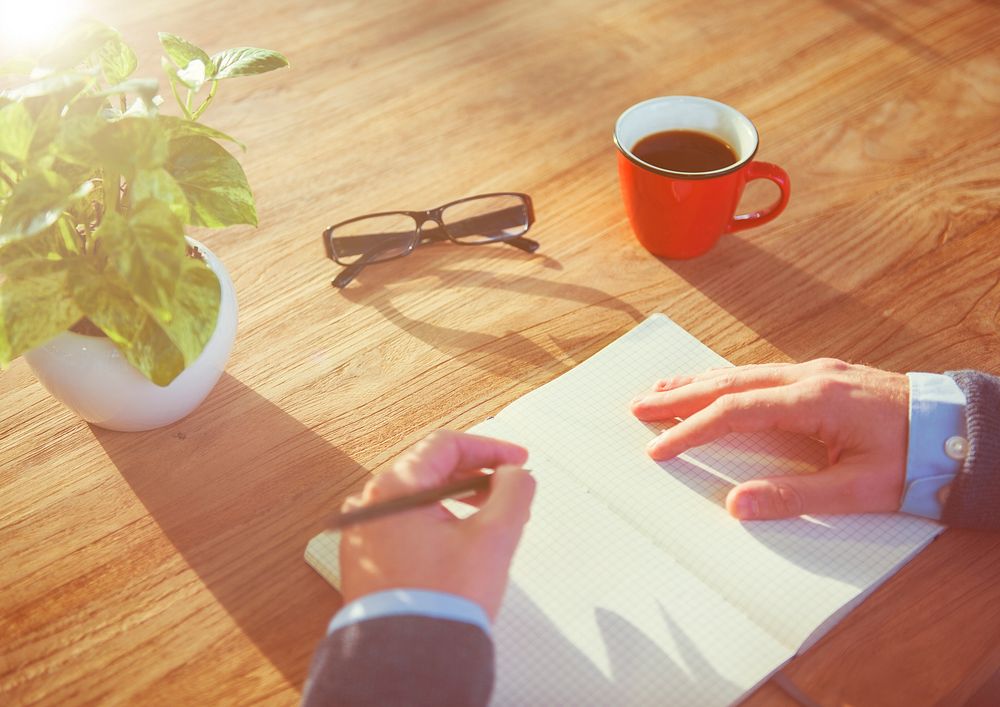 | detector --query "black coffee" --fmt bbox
[632,129,738,172]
